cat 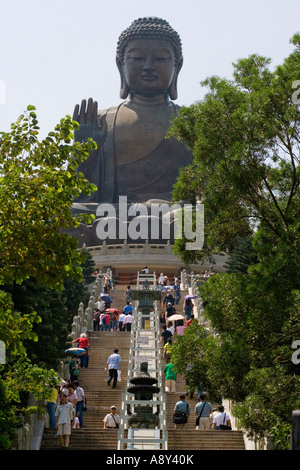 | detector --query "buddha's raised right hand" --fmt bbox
[73,98,107,148]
